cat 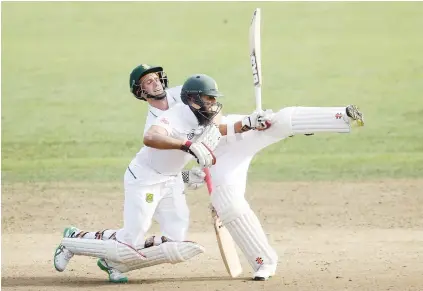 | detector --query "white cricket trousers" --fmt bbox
[115,167,189,249]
